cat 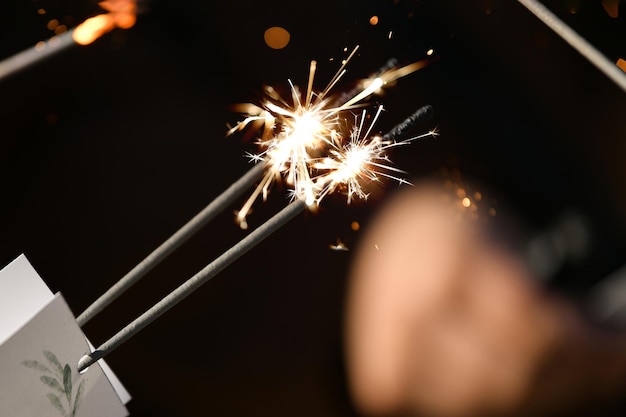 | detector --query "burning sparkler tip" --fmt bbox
[72,0,137,45]
[228,50,435,228]
[235,212,249,230]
